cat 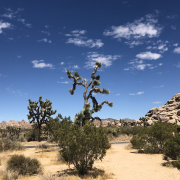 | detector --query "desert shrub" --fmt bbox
[131,121,176,154]
[163,134,180,160]
[130,135,146,149]
[7,154,42,175]
[120,126,143,136]
[55,120,109,175]
[172,157,180,170]
[37,143,49,149]
[105,142,111,149]
[18,136,26,142]
[0,139,25,152]
[24,128,37,141]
